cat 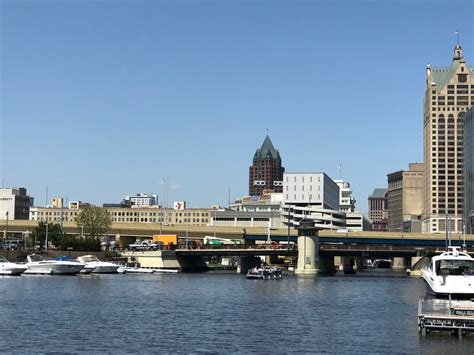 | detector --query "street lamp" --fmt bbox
[45,221,49,251]
[213,208,217,238]
[185,202,190,249]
